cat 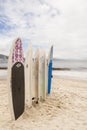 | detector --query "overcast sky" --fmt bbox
[0,0,87,59]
